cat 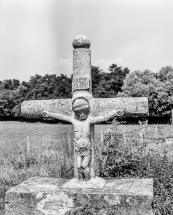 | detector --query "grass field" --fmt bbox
[0,121,173,214]
[0,121,172,157]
